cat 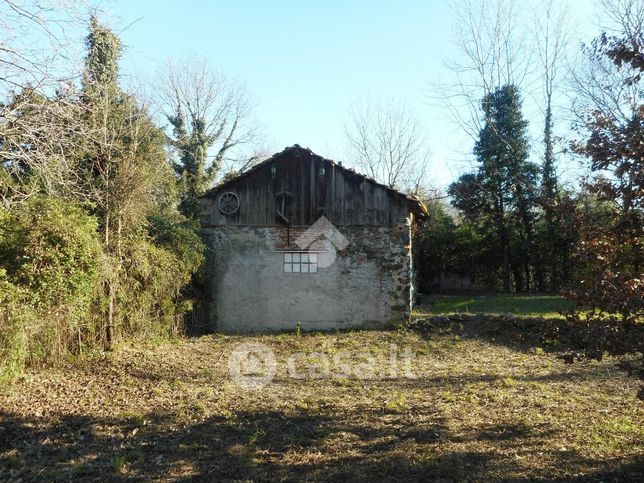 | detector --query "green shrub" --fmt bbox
[0,197,104,378]
[0,271,30,383]
[114,212,205,340]
[0,199,205,382]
